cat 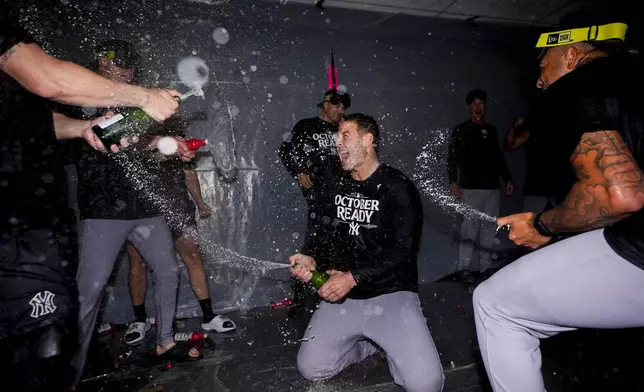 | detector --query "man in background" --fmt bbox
[447,89,515,281]
[54,40,203,387]
[279,89,350,317]
[124,115,236,346]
